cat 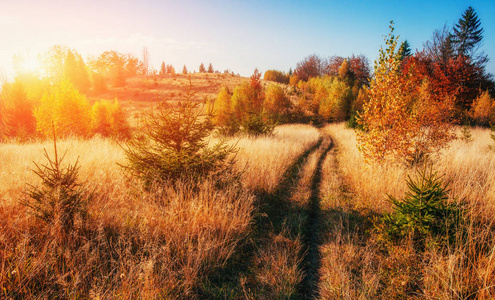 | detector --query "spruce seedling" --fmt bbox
[23,124,89,235]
